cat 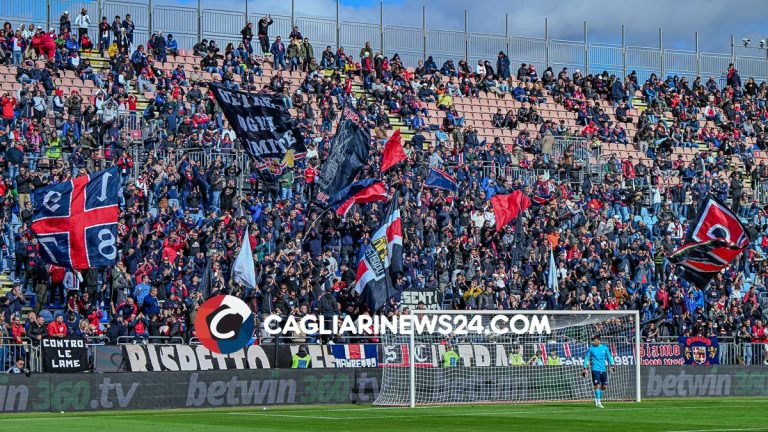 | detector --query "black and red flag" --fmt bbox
[354,197,403,312]
[669,197,750,287]
[327,179,389,217]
